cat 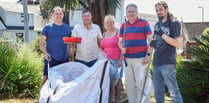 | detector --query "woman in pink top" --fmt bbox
[101,15,123,103]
